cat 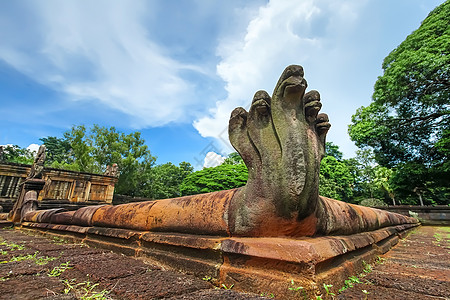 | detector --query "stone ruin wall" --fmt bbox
[0,162,117,212]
